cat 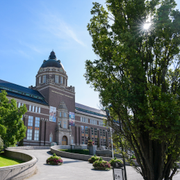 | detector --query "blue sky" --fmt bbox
[0,0,179,109]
